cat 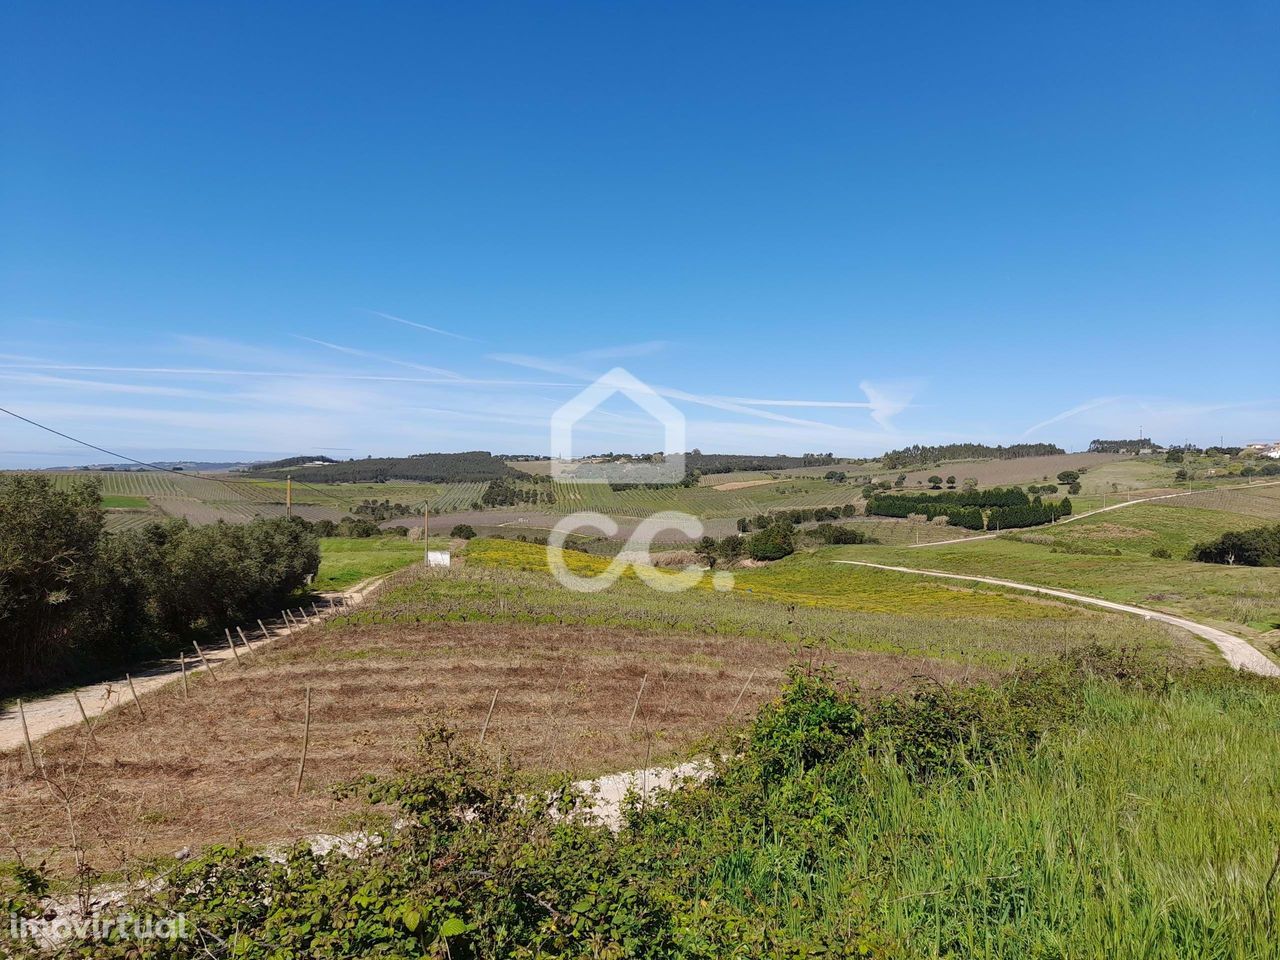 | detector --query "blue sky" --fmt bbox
[2,2,1277,467]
